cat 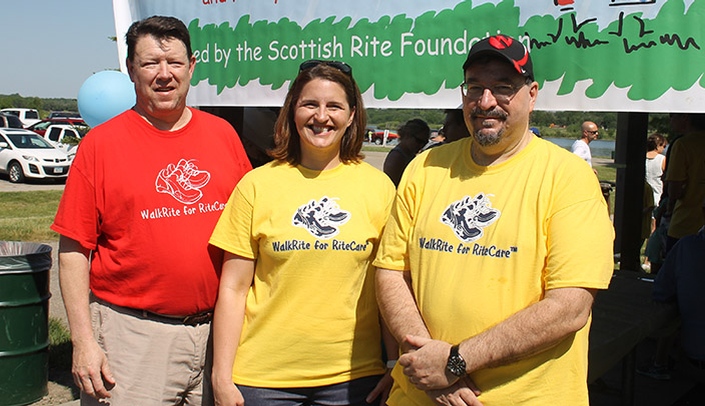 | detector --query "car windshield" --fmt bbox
[7,134,56,149]
[1,114,23,128]
[30,121,53,131]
